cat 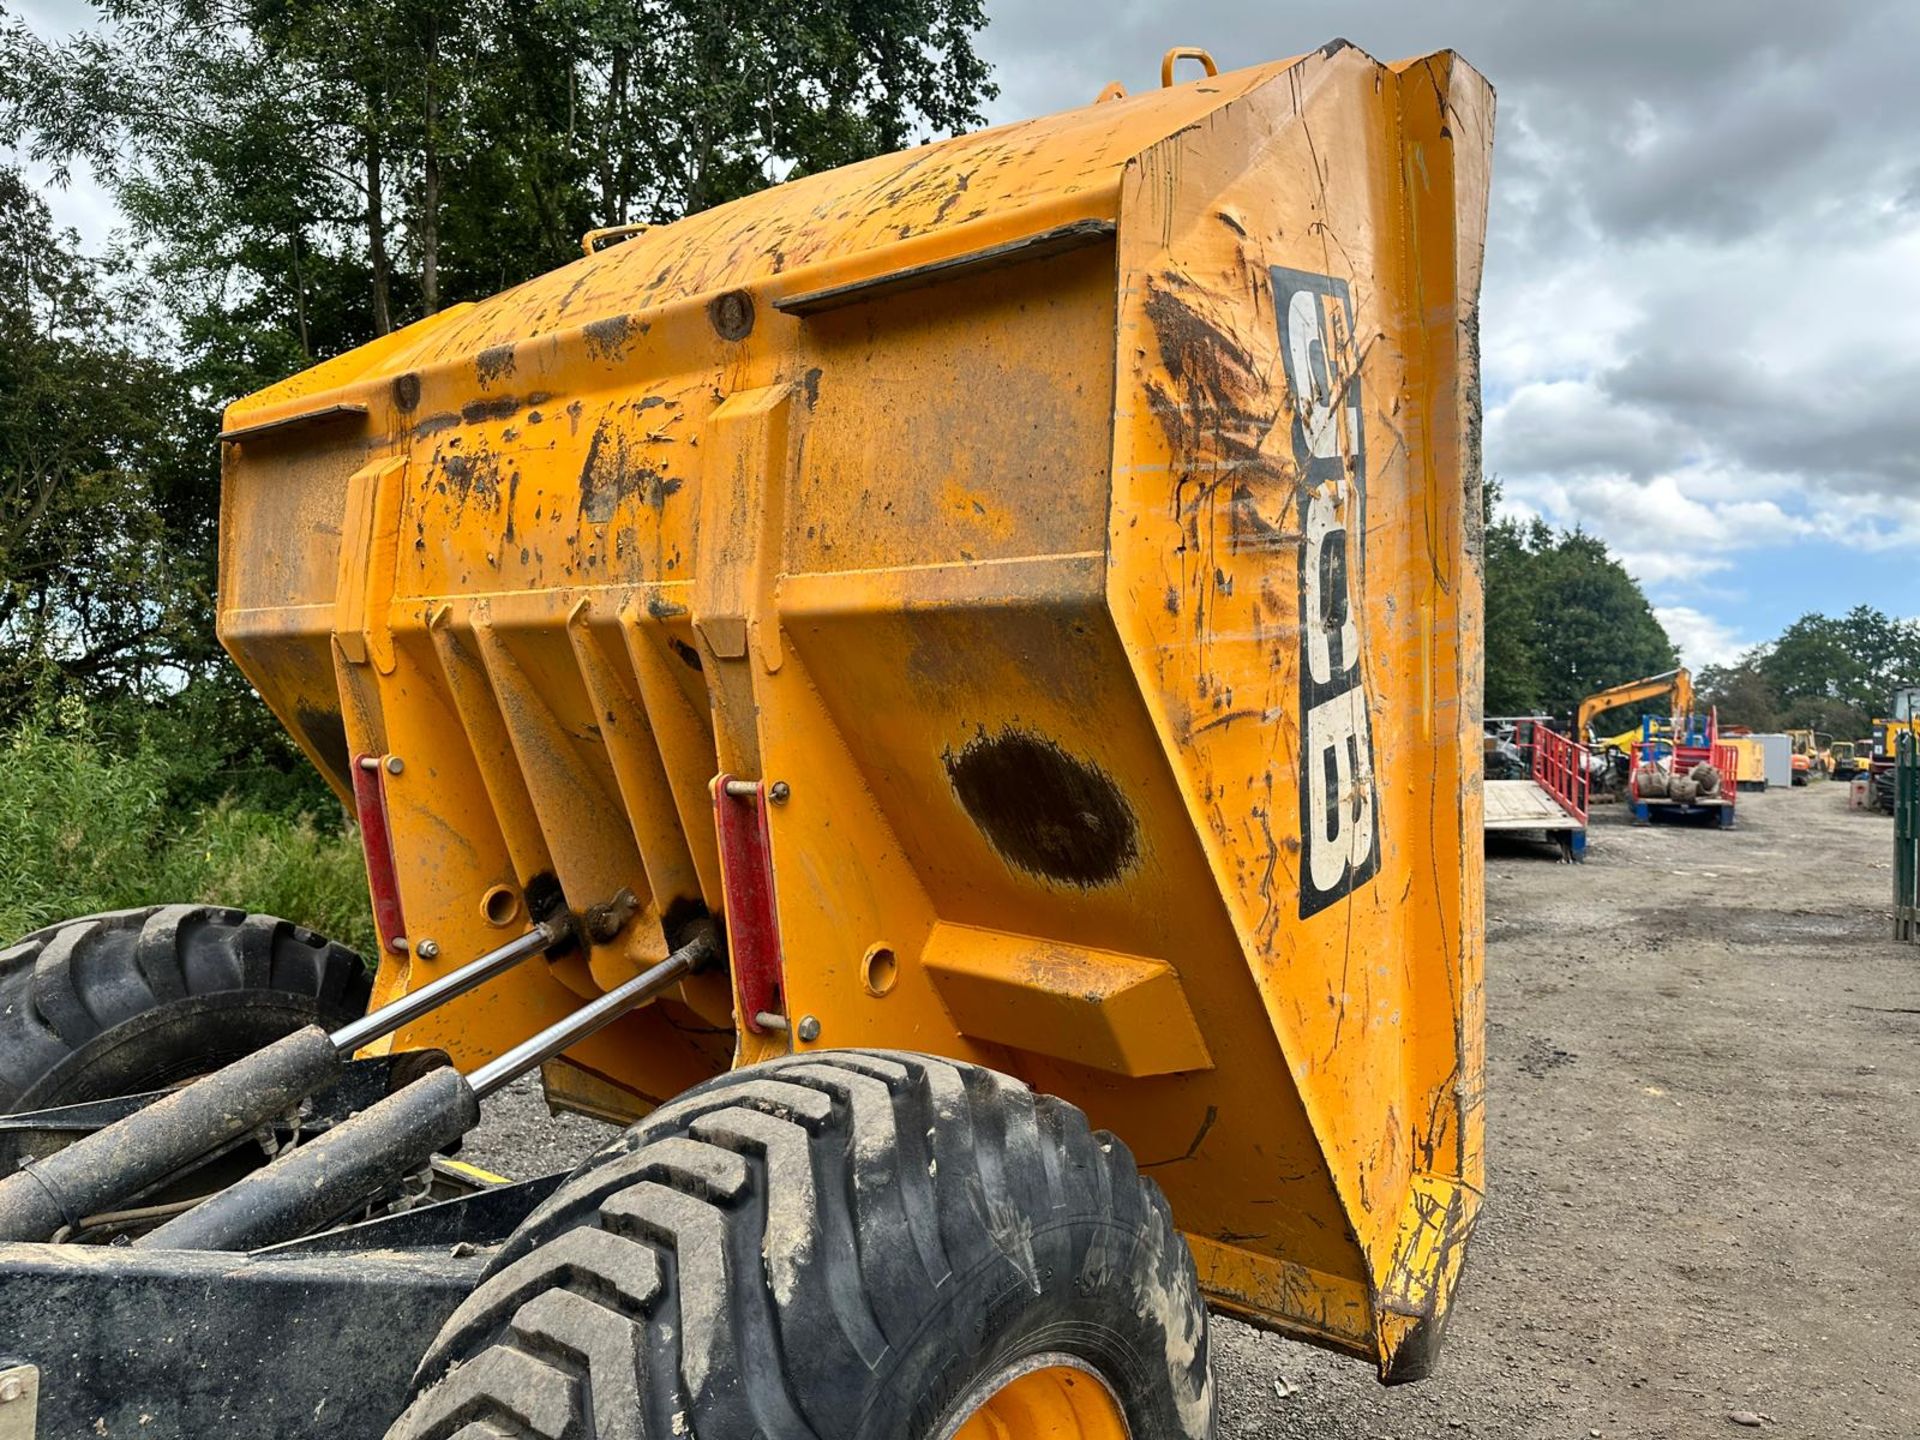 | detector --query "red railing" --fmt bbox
[1531,725,1590,825]
[1712,743,1740,803]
